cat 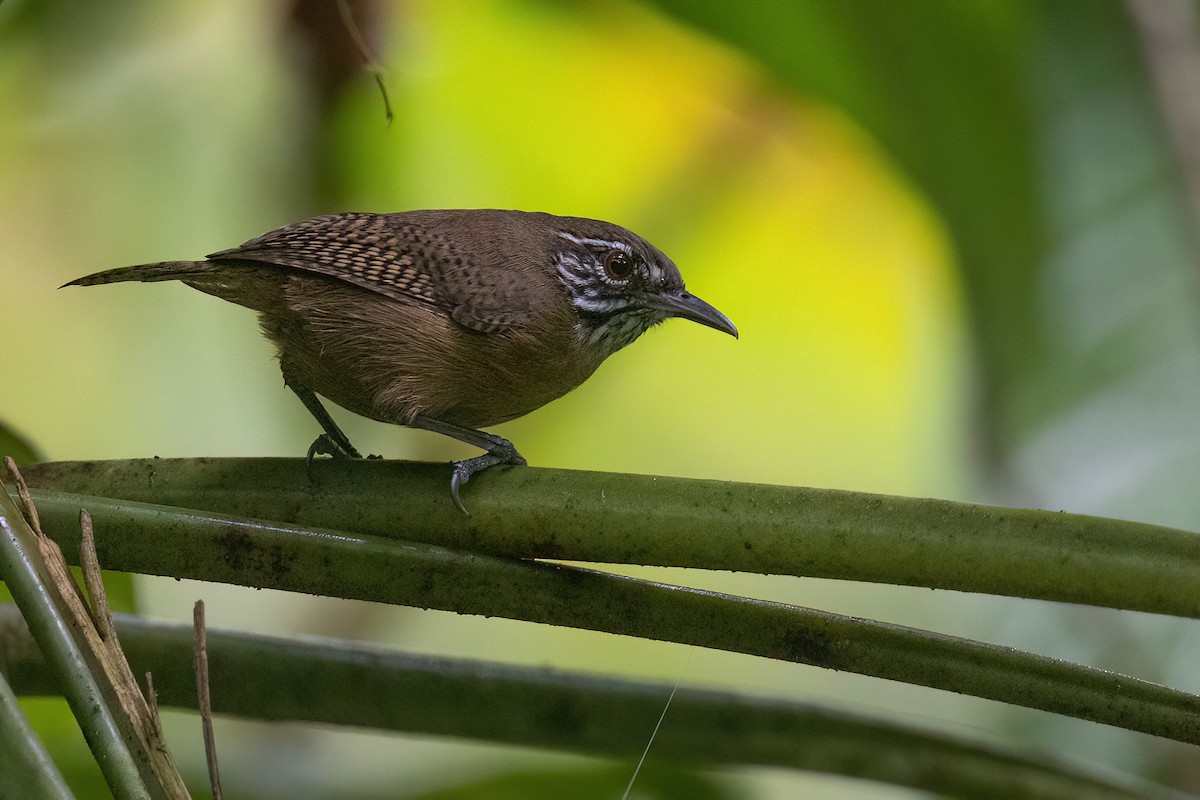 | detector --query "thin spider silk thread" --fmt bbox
[620,649,694,800]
